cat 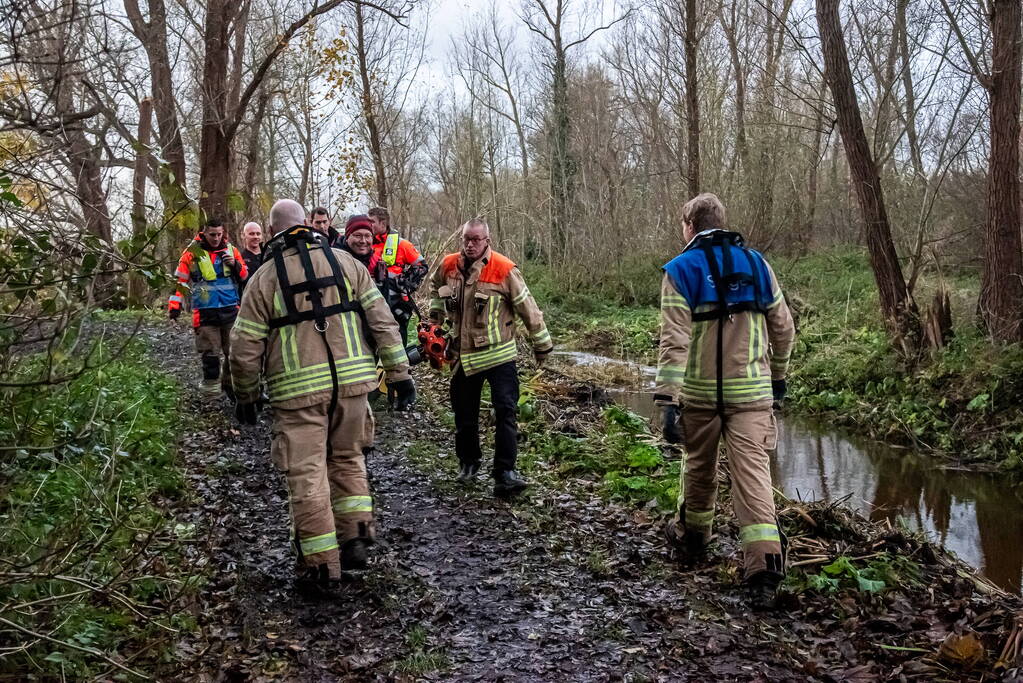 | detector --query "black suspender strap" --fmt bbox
[742,248,764,311]
[263,227,365,457]
[700,240,728,415]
